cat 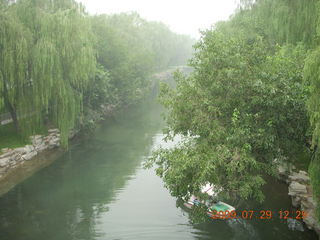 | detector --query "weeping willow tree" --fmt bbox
[1,0,194,147]
[0,0,96,146]
[304,42,320,224]
[232,0,319,47]
[0,9,31,133]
